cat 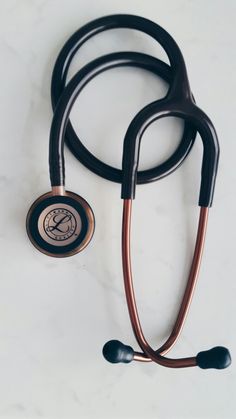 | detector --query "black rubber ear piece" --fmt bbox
[103,340,134,364]
[196,347,231,370]
[26,191,95,257]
